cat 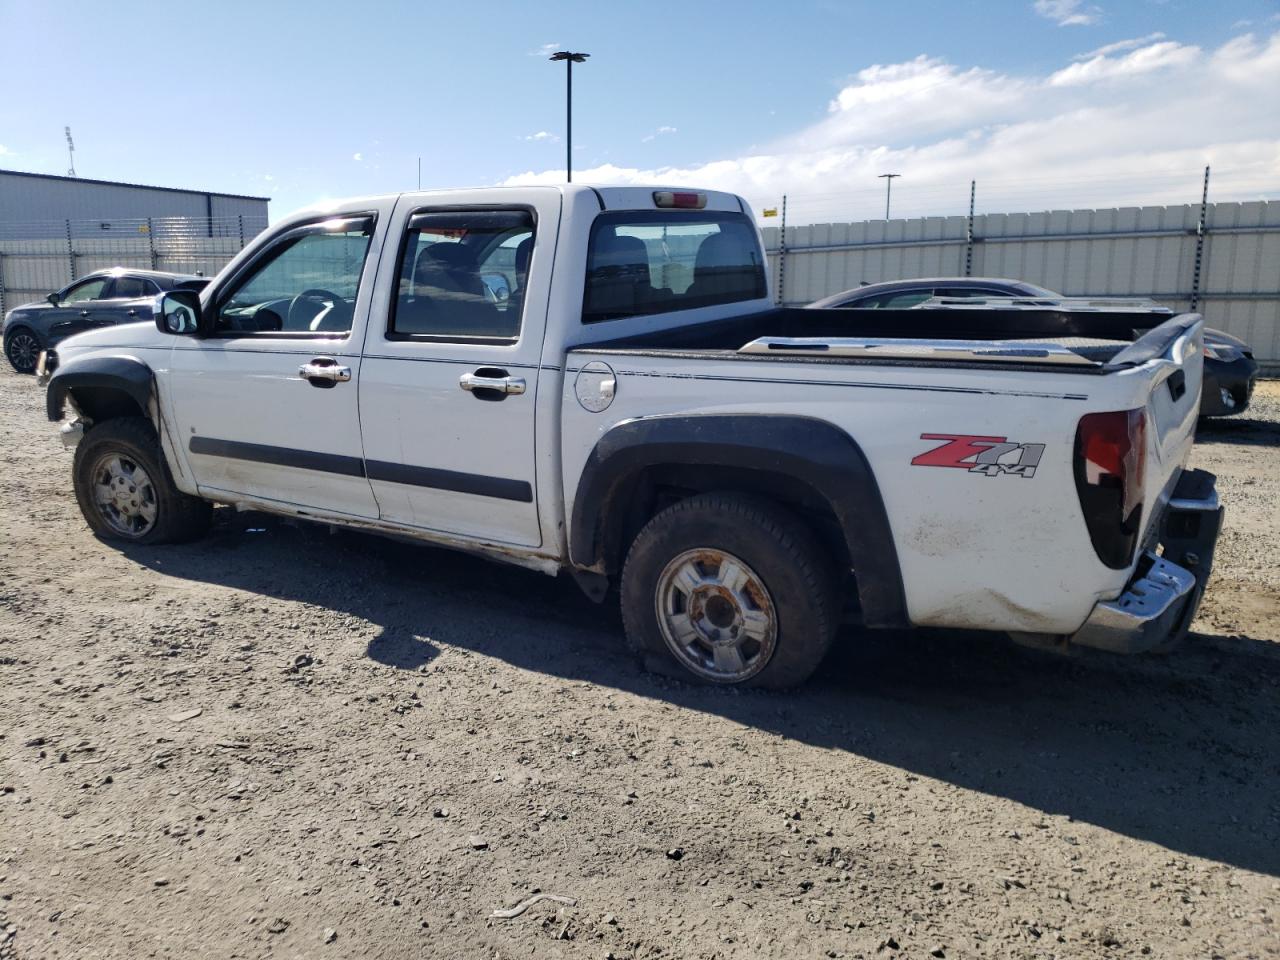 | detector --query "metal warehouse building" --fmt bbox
[0,169,268,233]
[0,170,269,316]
